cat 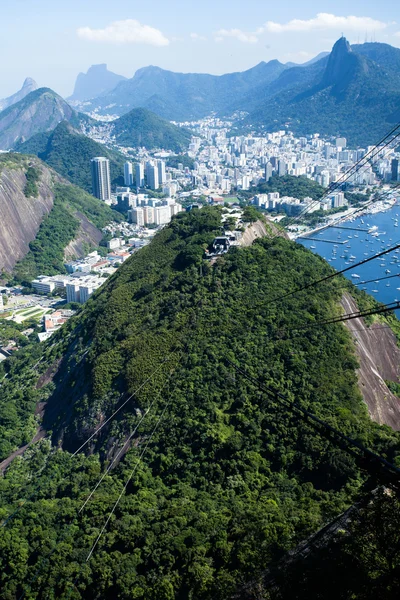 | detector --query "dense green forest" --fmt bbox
[112,107,191,152]
[0,208,399,598]
[240,175,326,202]
[13,183,122,284]
[16,122,126,193]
